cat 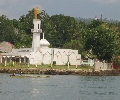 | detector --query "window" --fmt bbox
[38,24,39,29]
